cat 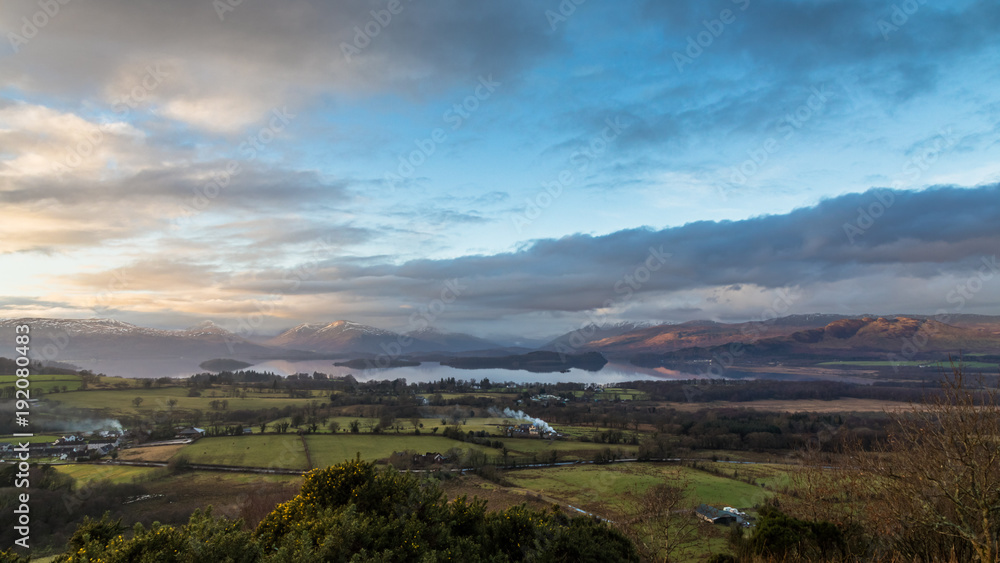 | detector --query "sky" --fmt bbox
[1,0,999,340]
